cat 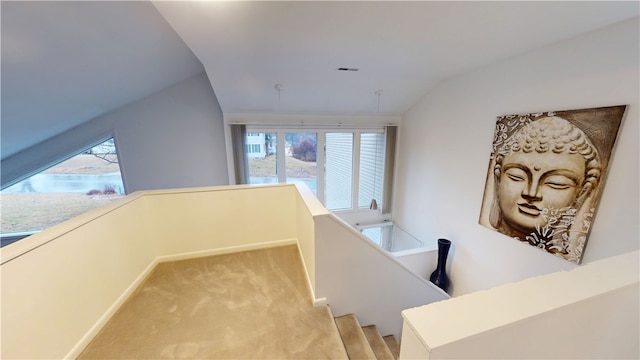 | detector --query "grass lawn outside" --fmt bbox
[0,193,123,233]
[249,155,316,178]
[1,155,123,234]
